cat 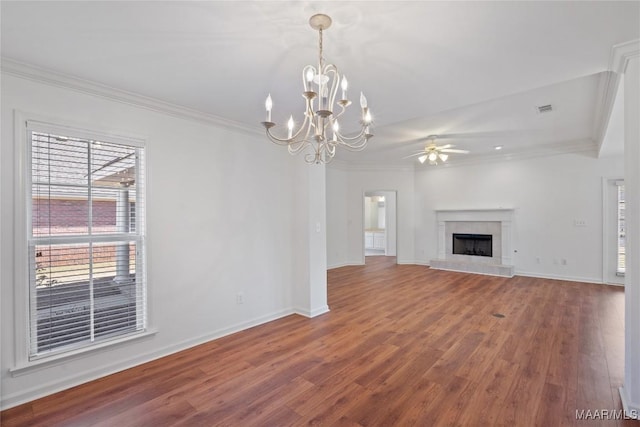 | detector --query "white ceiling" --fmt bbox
[2,1,638,165]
